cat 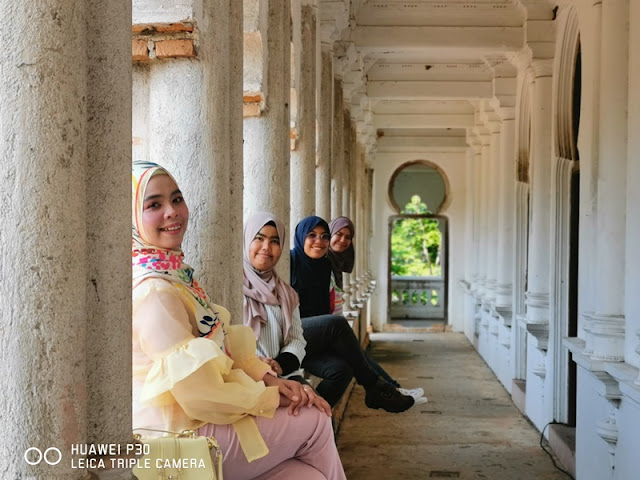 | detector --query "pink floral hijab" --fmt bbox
[131,161,219,338]
[242,211,299,341]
